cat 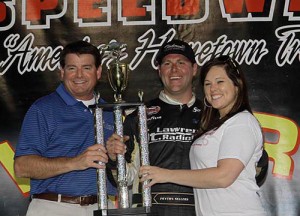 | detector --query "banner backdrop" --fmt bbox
[1,1,300,215]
